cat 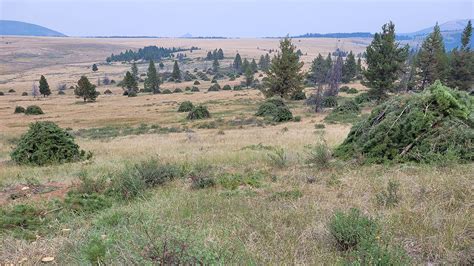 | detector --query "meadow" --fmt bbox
[0,36,472,265]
